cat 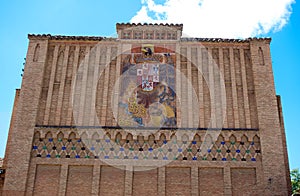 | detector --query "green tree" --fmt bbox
[291,168,300,194]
